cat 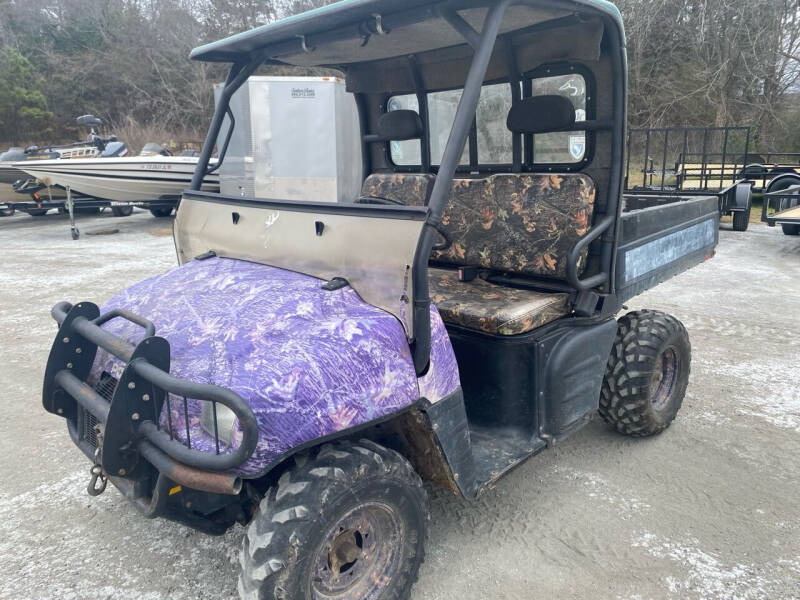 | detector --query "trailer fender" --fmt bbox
[728,182,753,211]
[766,173,800,196]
